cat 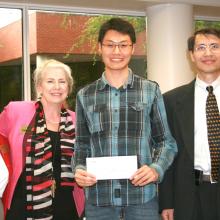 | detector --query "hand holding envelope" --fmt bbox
[74,169,97,188]
[74,156,137,188]
[130,164,159,186]
[75,155,159,188]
